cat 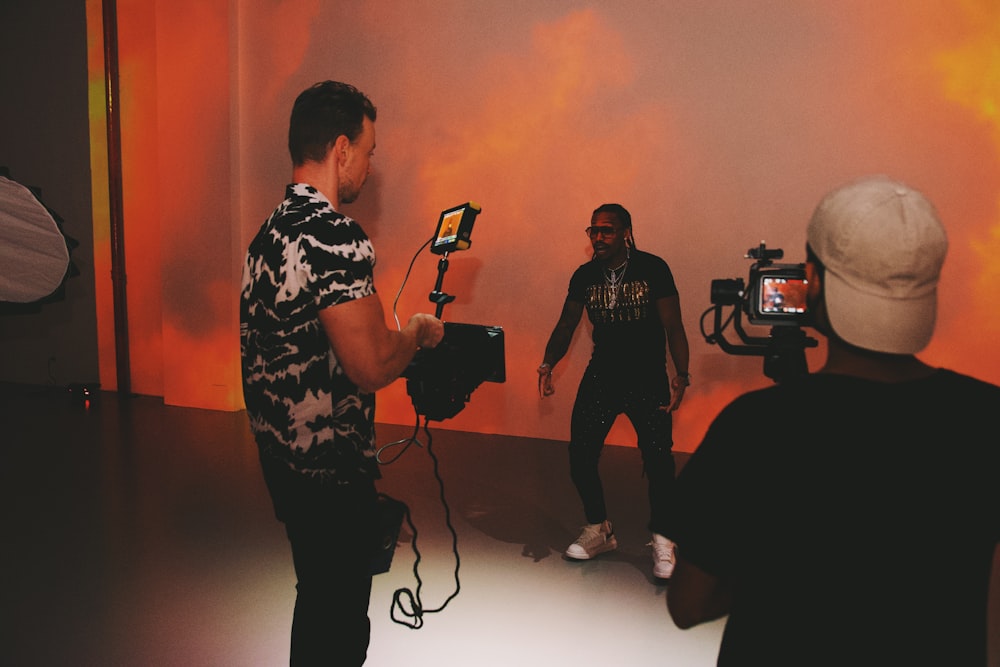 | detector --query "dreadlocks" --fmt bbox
[592,203,636,249]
